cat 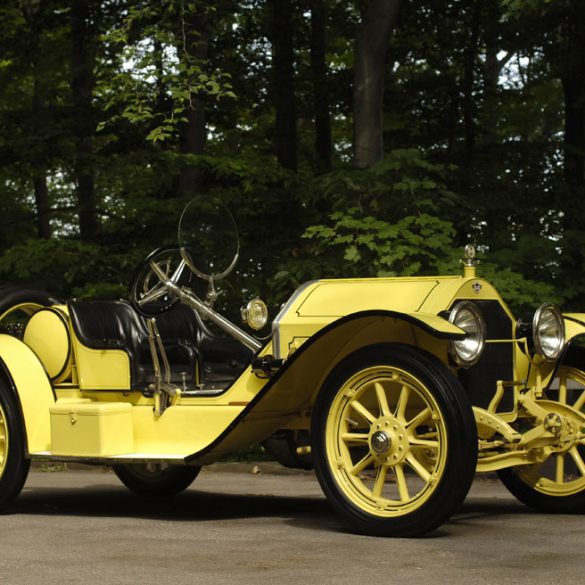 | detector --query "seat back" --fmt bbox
[68,300,254,391]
